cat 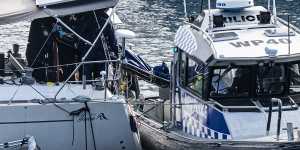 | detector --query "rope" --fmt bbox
[84,102,97,150]
[85,110,87,150]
